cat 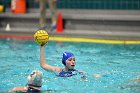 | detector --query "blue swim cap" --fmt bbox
[62,52,74,66]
